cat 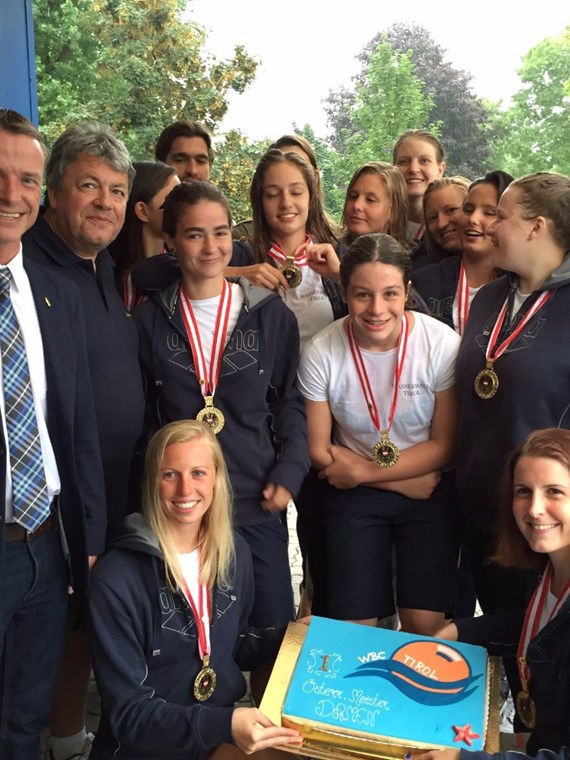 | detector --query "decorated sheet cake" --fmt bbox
[261,617,499,759]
